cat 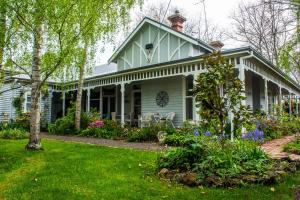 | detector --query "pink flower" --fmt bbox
[88,120,105,129]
